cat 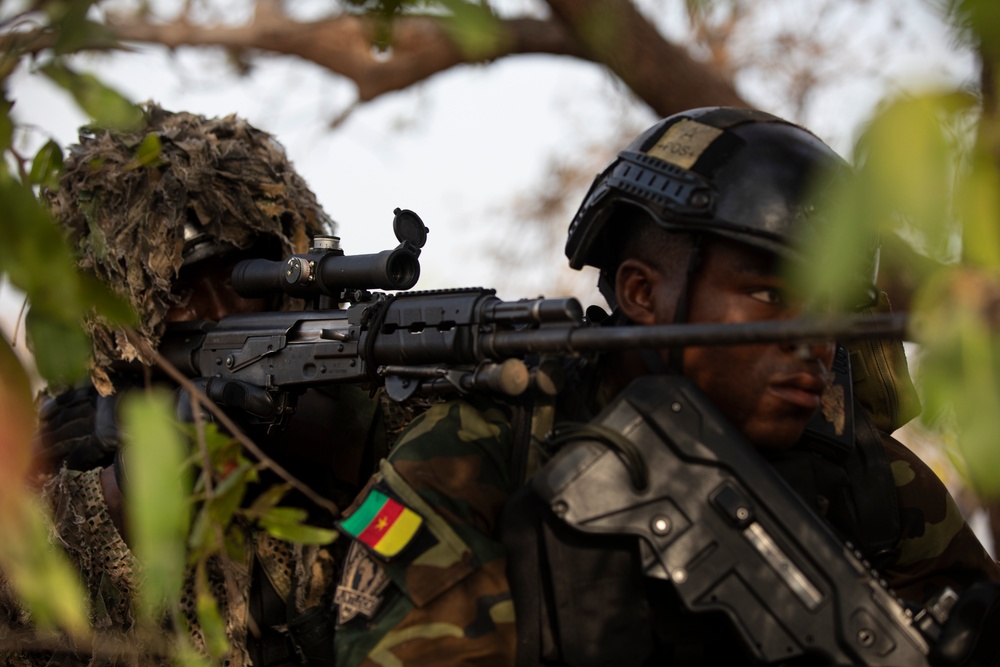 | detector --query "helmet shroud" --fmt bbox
[46,102,335,394]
